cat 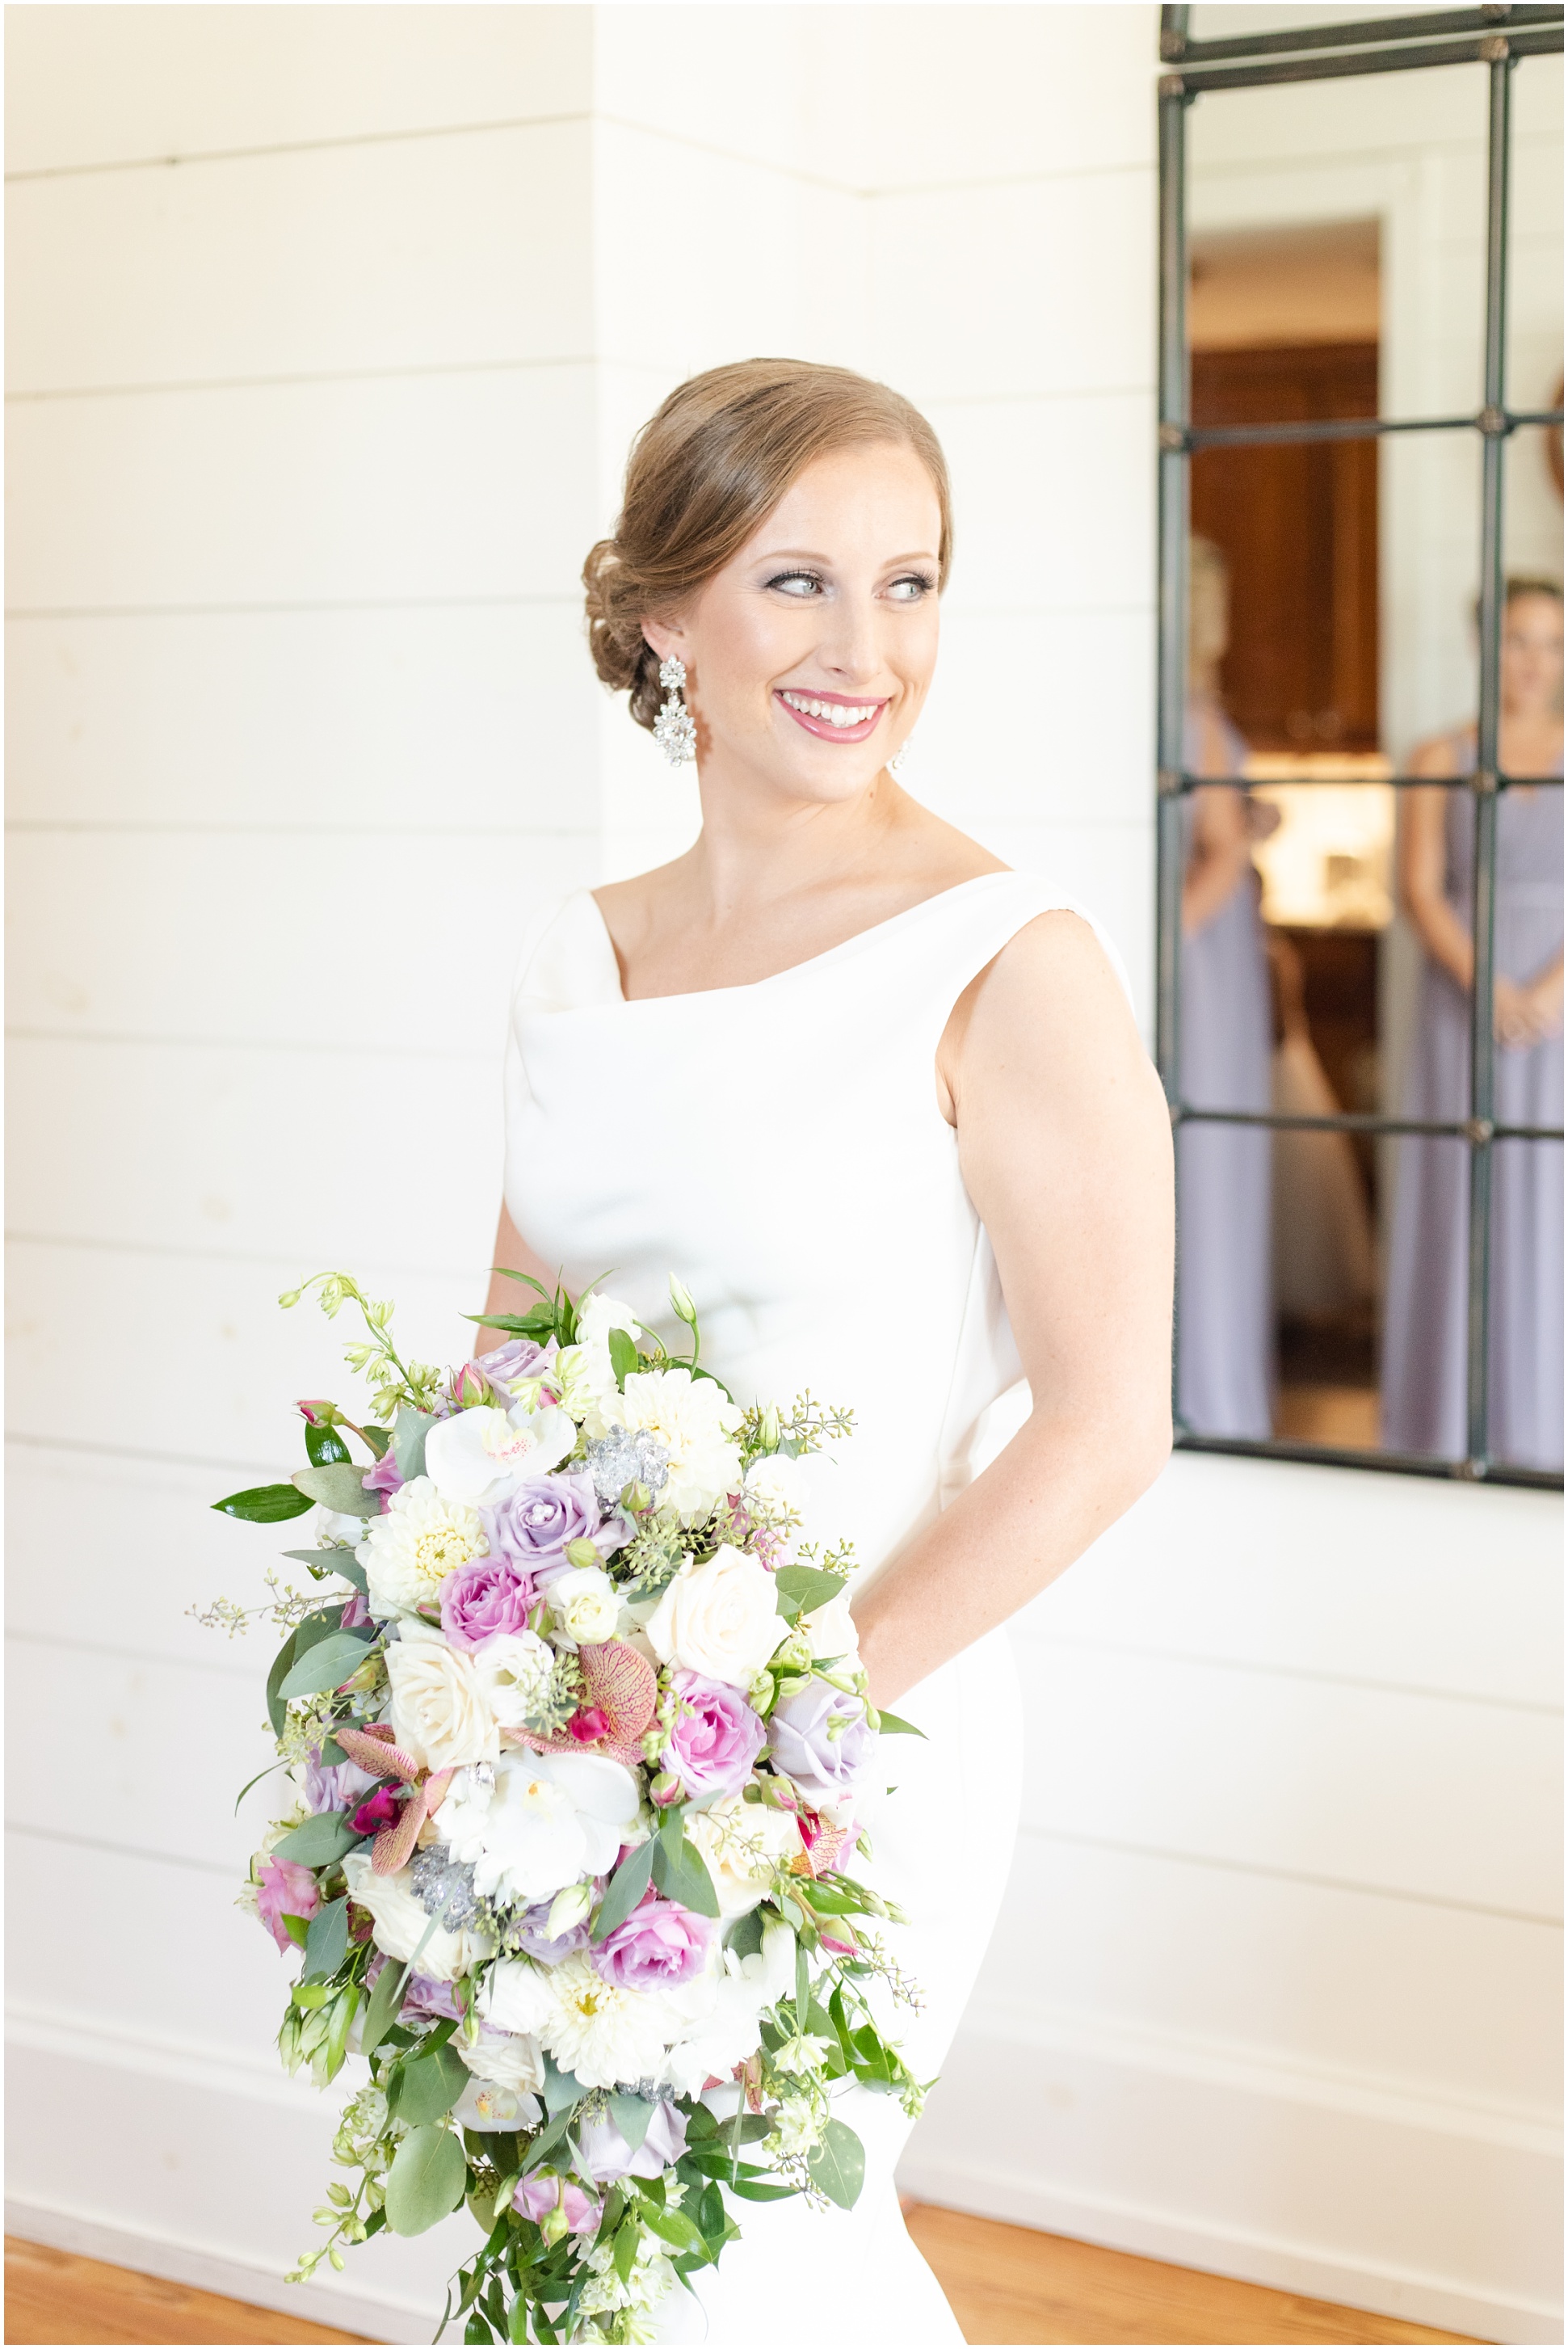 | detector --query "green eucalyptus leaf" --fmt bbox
[393,1404,435,1481]
[592,1838,655,1941]
[607,2093,654,2154]
[649,1834,719,1918]
[292,1463,378,1517]
[539,2052,584,2117]
[213,1483,314,1524]
[360,1955,409,2058]
[392,2042,468,2126]
[265,1628,300,1737]
[273,1808,358,1866]
[805,2116,864,2209]
[277,1630,375,1700]
[302,1893,349,1983]
[283,1547,368,1593]
[725,1908,765,1961]
[385,2123,467,2236]
[773,1565,847,1620]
